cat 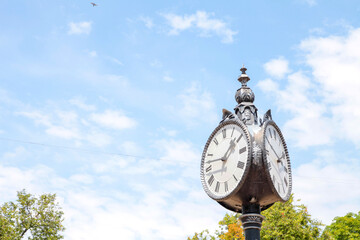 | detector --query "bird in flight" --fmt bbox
[91,2,98,7]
